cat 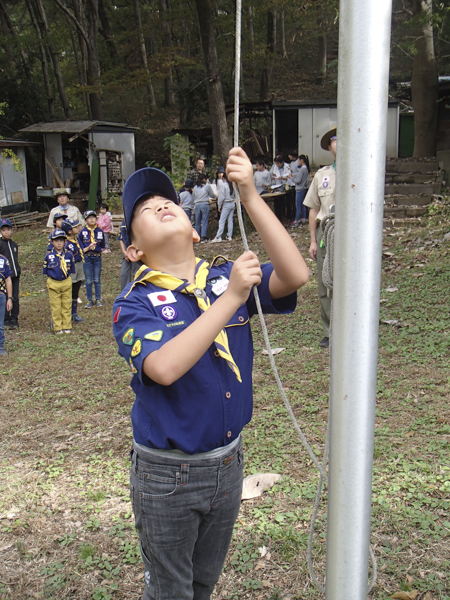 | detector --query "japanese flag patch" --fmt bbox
[148,290,177,307]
